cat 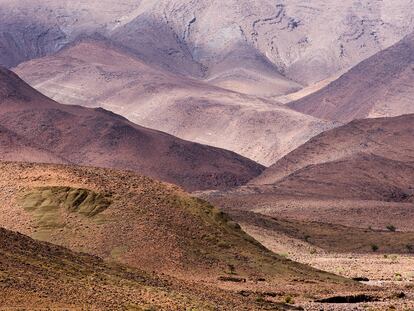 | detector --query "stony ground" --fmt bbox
[203,192,414,310]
